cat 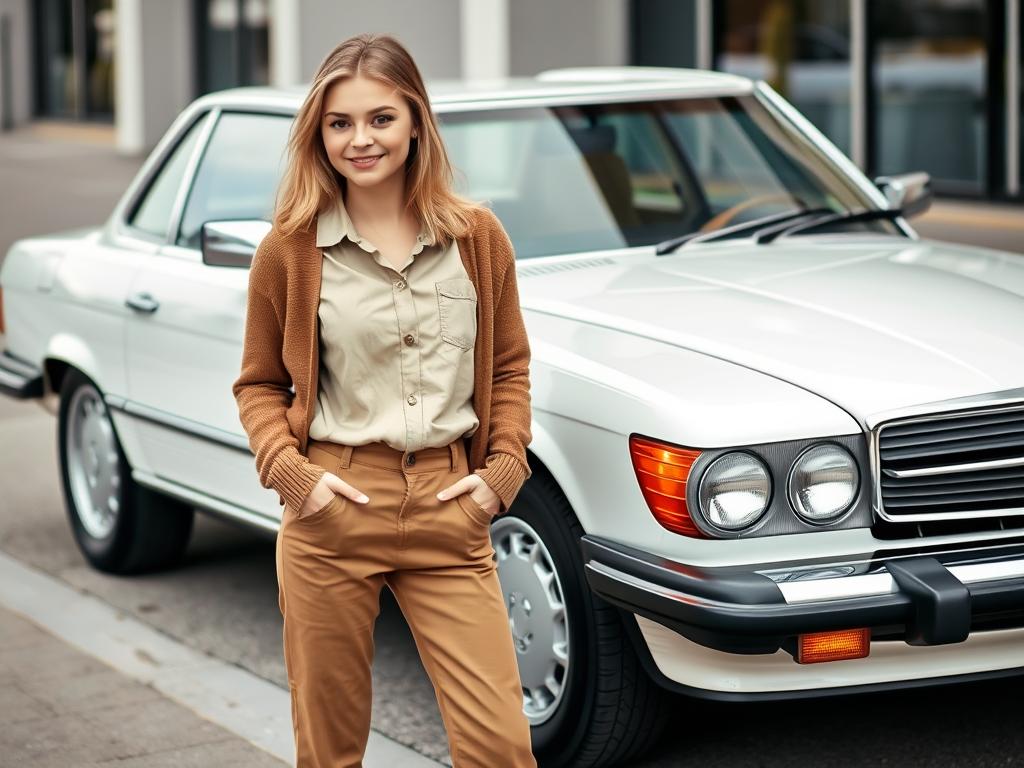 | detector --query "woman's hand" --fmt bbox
[297,472,369,518]
[437,474,500,518]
